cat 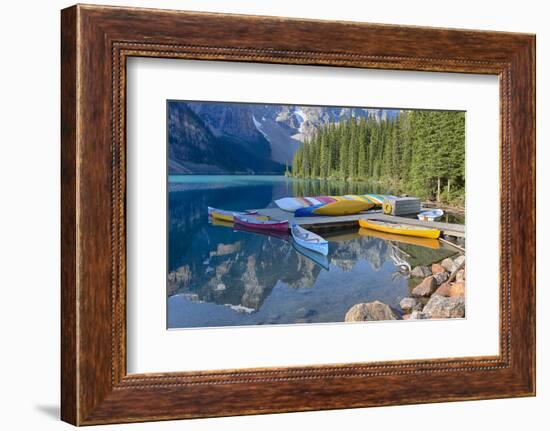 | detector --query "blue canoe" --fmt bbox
[294,204,324,217]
